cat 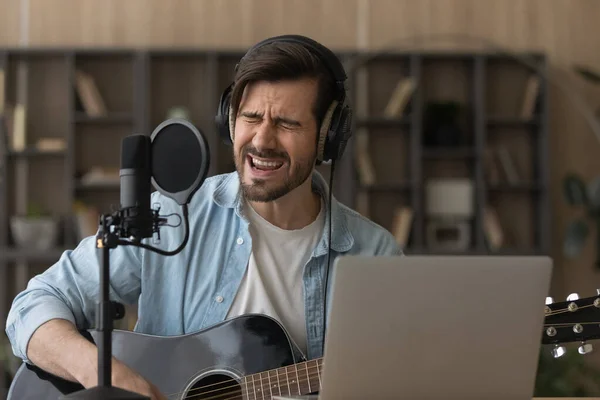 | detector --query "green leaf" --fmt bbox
[563,173,588,206]
[588,176,600,209]
[574,64,600,85]
[564,219,590,258]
